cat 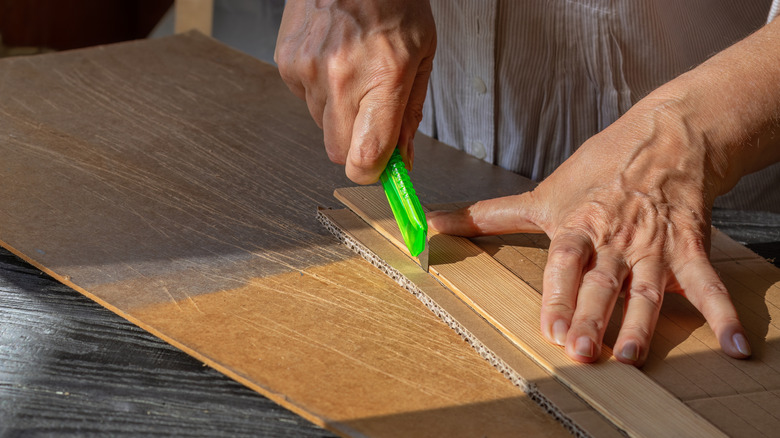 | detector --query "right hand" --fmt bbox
[274,0,437,184]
